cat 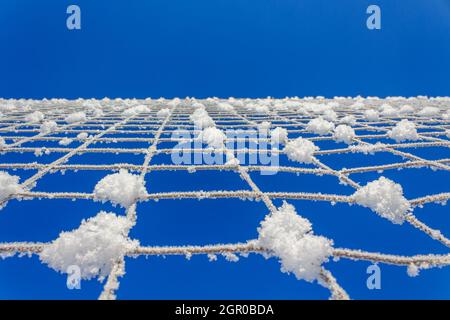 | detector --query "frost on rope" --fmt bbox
[270,127,288,145]
[93,169,149,208]
[25,111,44,123]
[284,137,319,164]
[197,127,226,149]
[349,142,387,155]
[418,106,440,117]
[65,112,87,124]
[156,108,171,119]
[0,171,23,209]
[58,137,73,146]
[190,108,215,129]
[256,202,333,283]
[257,121,271,134]
[77,132,89,140]
[306,117,335,135]
[333,125,355,145]
[340,115,356,125]
[387,119,419,143]
[352,177,411,224]
[39,211,139,281]
[364,109,379,121]
[122,105,150,116]
[39,120,58,134]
